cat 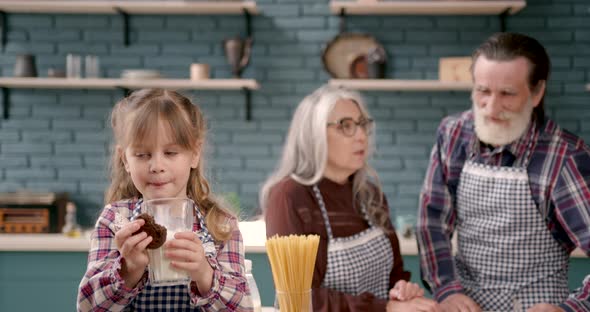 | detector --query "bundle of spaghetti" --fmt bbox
[266,234,320,312]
